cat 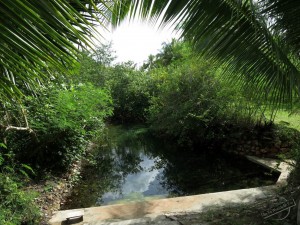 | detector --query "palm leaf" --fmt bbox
[113,0,300,106]
[0,0,114,101]
[262,0,300,53]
